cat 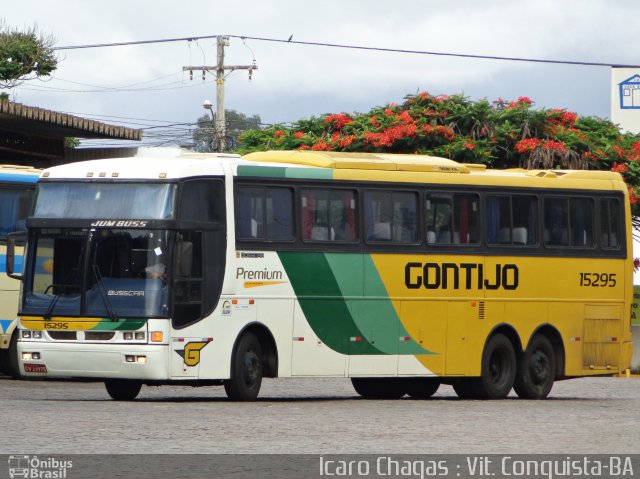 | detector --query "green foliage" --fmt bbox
[237,92,640,213]
[192,109,261,152]
[64,137,80,149]
[0,21,57,89]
